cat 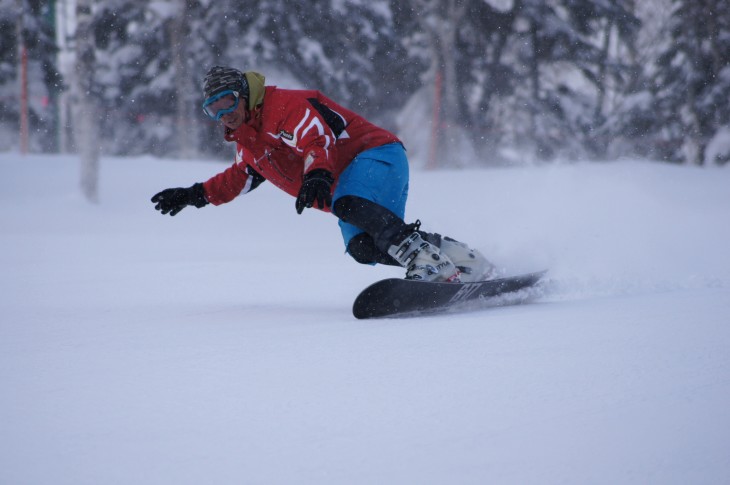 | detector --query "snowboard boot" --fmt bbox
[387,222,462,282]
[437,236,496,283]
